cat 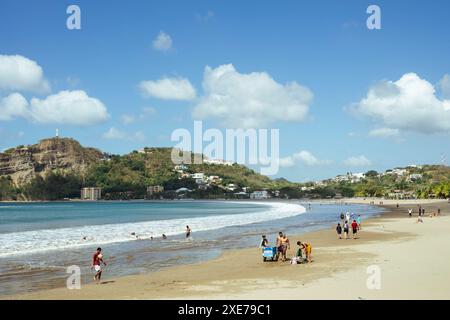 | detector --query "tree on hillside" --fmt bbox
[0,176,17,200]
[365,170,379,178]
